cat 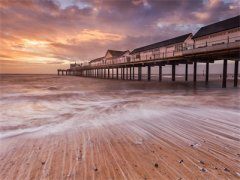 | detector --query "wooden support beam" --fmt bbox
[222,59,227,88]
[108,68,110,78]
[185,63,188,81]
[121,68,122,79]
[133,67,135,80]
[116,68,119,80]
[130,67,132,80]
[234,60,238,87]
[206,61,209,83]
[148,65,151,81]
[159,65,162,82]
[193,61,197,83]
[138,66,142,81]
[123,67,125,80]
[172,64,175,81]
[126,67,128,80]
